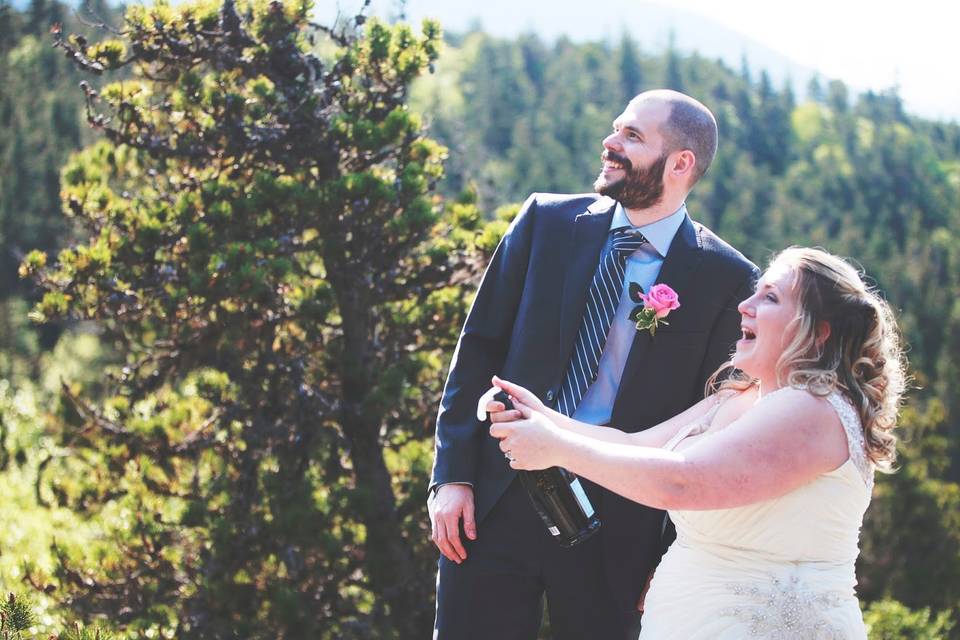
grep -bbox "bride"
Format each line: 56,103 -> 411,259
484,247 -> 907,639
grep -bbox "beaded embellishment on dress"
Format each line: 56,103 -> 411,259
719,574 -> 846,639
824,392 -> 874,491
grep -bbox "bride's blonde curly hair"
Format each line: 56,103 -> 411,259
710,247 -> 908,470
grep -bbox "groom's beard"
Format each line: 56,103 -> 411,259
594,151 -> 668,210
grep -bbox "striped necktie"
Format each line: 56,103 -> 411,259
556,228 -> 648,416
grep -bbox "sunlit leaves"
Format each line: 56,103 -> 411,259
86,39 -> 127,68
20,0 -> 476,635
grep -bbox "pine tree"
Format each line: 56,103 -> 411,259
21,1 -> 493,636
618,31 -> 643,103
663,31 -> 684,91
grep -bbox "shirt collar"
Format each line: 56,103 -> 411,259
609,202 -> 688,258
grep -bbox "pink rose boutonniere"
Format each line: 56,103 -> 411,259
629,282 -> 680,336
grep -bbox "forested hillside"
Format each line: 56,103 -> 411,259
0,1 -> 957,637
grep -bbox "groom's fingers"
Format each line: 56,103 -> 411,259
435,514 -> 462,563
430,512 -> 446,558
446,512 -> 468,562
462,501 -> 477,541
488,409 -> 523,423
435,521 -> 456,562
430,488 -> 473,563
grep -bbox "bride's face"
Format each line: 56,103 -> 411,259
733,263 -> 801,386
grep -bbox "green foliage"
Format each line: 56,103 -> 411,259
864,598 -> 956,639
0,594 -> 115,639
0,326 -> 119,635
0,592 -> 36,634
0,0 -> 116,302
17,1 -> 498,637
58,623 -> 117,640
2,5 -> 959,637
858,401 -> 960,618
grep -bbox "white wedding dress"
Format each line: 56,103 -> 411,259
639,388 -> 873,639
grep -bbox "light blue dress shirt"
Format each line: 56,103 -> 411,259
572,203 -> 688,426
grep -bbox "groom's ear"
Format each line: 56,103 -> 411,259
668,149 -> 697,185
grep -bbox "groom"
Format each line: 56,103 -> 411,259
429,90 -> 758,638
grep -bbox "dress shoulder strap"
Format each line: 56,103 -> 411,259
824,391 -> 875,491
662,393 -> 727,452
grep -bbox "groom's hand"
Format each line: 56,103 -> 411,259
428,484 -> 477,564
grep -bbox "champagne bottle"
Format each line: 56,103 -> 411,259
494,391 -> 601,547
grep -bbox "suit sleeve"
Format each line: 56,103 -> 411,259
429,194 -> 538,492
694,265 -> 760,395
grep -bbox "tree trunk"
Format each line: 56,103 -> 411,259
338,285 -> 433,637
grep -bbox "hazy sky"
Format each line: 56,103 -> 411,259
321,0 -> 959,122
674,0 -> 959,122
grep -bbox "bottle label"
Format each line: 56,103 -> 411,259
548,526 -> 560,536
569,478 -> 594,517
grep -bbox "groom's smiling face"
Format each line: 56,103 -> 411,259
594,99 -> 671,210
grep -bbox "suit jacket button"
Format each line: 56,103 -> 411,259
546,390 -> 555,402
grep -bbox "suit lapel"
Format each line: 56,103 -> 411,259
615,214 -> 703,401
558,198 -> 616,362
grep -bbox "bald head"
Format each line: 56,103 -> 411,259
631,90 -> 718,185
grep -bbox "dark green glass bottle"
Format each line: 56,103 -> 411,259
494,391 -> 601,547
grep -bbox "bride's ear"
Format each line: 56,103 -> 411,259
815,320 -> 831,349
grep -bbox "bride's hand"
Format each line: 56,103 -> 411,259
488,404 -> 565,471
477,376 -> 549,424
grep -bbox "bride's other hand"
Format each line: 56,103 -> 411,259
488,406 -> 565,471
491,376 -> 548,414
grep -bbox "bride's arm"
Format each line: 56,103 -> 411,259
487,377 -> 752,448
491,387 -> 850,511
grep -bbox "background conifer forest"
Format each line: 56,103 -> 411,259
0,0 -> 958,637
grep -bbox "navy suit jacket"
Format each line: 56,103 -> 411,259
431,192 -> 758,614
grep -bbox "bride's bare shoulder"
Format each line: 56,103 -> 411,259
753,386 -> 843,437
